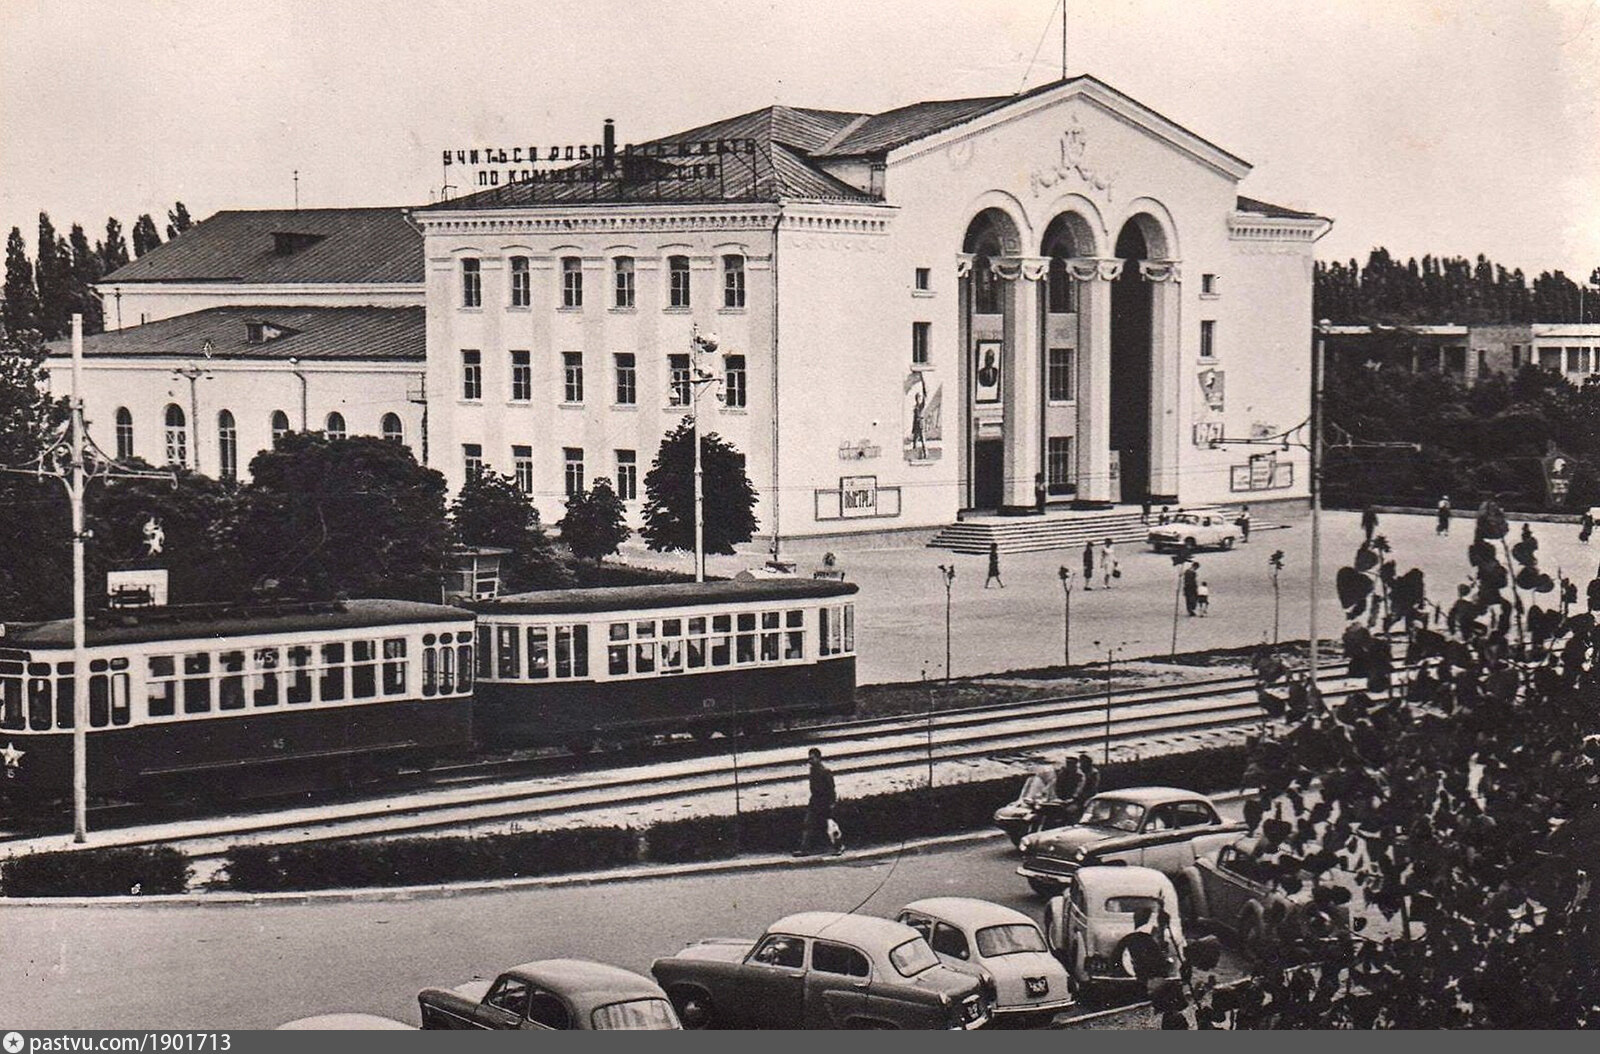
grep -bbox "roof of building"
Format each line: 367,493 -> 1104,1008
100,207 -> 423,285
44,306 -> 425,363
1235,195 -> 1323,221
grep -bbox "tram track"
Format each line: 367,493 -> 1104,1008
4,664 -> 1363,864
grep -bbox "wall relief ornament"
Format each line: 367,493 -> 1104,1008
1138,260 -> 1182,283
1030,114 -> 1115,201
1064,257 -> 1124,282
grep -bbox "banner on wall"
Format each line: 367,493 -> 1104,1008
1197,367 -> 1225,412
974,341 -> 1002,404
903,371 -> 944,462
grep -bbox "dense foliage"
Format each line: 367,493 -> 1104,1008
558,476 -> 631,561
448,470 -> 574,591
0,846 -> 190,897
1316,248 -> 1599,325
640,416 -> 759,555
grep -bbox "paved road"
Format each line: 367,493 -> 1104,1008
0,835 -> 1230,1030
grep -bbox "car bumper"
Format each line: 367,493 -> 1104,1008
1017,863 -> 1079,881
993,996 -> 1075,1018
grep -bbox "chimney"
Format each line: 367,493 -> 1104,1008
603,118 -> 616,173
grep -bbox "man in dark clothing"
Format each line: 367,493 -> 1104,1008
1041,756 -> 1086,829
1361,506 -> 1379,542
1141,498 -> 1152,525
1082,540 -> 1096,591
1077,754 -> 1100,803
1437,496 -> 1451,535
797,748 -> 839,856
1034,473 -> 1048,514
1182,561 -> 1201,616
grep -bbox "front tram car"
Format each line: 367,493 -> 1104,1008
469,579 -> 858,751
0,599 -> 475,807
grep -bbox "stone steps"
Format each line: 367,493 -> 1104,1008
928,506 -> 1226,554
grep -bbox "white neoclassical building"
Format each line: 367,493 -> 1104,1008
416,75 -> 1328,546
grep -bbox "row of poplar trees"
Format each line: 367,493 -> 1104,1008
1315,247 -> 1600,326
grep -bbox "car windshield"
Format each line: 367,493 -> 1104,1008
1172,514 -> 1200,524
591,999 -> 680,1030
975,923 -> 1047,957
1105,895 -> 1163,923
1081,798 -> 1145,832
889,937 -> 940,977
1018,772 -> 1053,801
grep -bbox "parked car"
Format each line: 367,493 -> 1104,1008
895,897 -> 1074,1027
993,768 -> 1080,847
1193,836 -> 1352,950
1148,513 -> 1238,552
1016,787 -> 1245,899
418,959 -> 681,1031
276,1014 -> 415,1030
1041,865 -> 1186,998
651,911 -> 994,1030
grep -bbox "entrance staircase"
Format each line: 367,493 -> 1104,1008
927,506 -> 1226,555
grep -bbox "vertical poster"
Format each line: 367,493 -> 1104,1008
903,371 -> 943,461
974,340 -> 1002,403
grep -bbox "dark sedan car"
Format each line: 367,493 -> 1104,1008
419,958 -> 680,1031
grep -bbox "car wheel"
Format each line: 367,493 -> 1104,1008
1222,536 -> 1235,550
1028,876 -> 1063,897
669,987 -> 714,1030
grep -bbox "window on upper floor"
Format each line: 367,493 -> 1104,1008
723,254 -> 745,309
562,351 -> 584,403
512,445 -> 534,494
914,267 -> 931,292
463,443 -> 484,479
461,258 -> 482,308
614,257 -> 635,309
1200,321 -> 1217,360
270,410 -> 290,444
510,350 -> 532,402
615,449 -> 637,501
510,256 -> 531,307
1048,347 -> 1075,401
164,404 -> 188,468
1201,273 -> 1219,296
614,353 -> 636,405
217,410 -> 237,481
668,353 -> 692,406
912,322 -> 931,366
381,412 -> 404,444
114,407 -> 134,460
324,411 -> 346,440
724,355 -> 747,409
461,349 -> 483,400
668,255 -> 691,308
561,256 -> 583,309
563,447 -> 584,497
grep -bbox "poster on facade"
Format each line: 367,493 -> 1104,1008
903,371 -> 943,461
1197,367 -> 1225,412
974,340 -> 1002,404
840,476 -> 879,517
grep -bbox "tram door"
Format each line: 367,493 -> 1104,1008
973,439 -> 1003,510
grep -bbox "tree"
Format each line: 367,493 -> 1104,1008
559,476 -> 631,561
1171,513 -> 1600,1028
66,224 -> 104,334
131,214 -> 161,259
97,216 -> 130,276
3,227 -> 41,336
233,433 -> 448,602
34,212 -> 69,338
85,469 -> 246,607
641,416 -> 759,554
0,326 -> 69,618
448,470 -> 573,591
165,202 -> 194,241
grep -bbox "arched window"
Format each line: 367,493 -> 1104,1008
380,412 -> 404,443
270,410 -> 290,444
217,410 -> 237,481
163,404 -> 188,467
114,407 -> 134,460
325,411 -> 346,439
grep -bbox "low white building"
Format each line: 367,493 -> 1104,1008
415,74 -> 1328,544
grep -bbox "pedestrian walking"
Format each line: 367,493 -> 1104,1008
1581,509 -> 1594,544
1034,472 -> 1048,515
1437,495 -> 1452,535
1082,540 -> 1096,590
1236,504 -> 1252,543
1196,580 -> 1211,616
985,541 -> 1004,589
1158,505 -> 1170,525
1102,537 -> 1119,588
1077,754 -> 1100,804
796,748 -> 840,856
1182,560 -> 1201,616
1361,506 -> 1379,542
1141,497 -> 1152,525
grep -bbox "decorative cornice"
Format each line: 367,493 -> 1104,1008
1065,257 -> 1124,282
414,202 -> 892,239
989,255 -> 1051,281
1227,213 -> 1327,243
1138,259 -> 1182,283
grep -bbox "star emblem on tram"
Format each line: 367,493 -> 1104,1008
0,740 -> 23,770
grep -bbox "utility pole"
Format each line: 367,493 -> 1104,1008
688,326 -> 722,583
1093,639 -> 1129,765
172,350 -> 212,472
288,357 -> 309,431
1057,566 -> 1073,666
3,315 -> 173,841
937,564 -> 956,681
1309,320 -> 1326,695
1061,0 -> 1068,80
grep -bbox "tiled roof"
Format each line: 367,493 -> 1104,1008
45,306 -> 424,362
1236,196 -> 1324,220
101,207 -> 423,285
813,96 -> 1008,156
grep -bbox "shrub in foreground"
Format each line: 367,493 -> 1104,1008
0,845 -> 190,897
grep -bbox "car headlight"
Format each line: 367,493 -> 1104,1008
1019,834 -> 1036,853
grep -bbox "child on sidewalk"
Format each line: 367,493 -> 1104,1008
1196,580 -> 1211,616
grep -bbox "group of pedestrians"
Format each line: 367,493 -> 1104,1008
1033,753 -> 1100,829
1181,559 -> 1210,616
1079,538 -> 1120,590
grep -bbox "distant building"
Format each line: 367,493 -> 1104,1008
1325,322 -> 1600,386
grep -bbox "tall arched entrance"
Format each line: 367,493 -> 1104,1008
960,209 -> 1023,511
1109,221 -> 1153,504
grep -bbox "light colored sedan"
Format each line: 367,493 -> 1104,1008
1147,512 -> 1238,552
896,897 -> 1073,1027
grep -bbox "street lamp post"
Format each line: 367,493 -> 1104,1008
1093,640 -> 1128,765
937,564 -> 956,682
171,352 -> 212,472
1057,566 -> 1073,667
1309,320 -> 1328,696
688,326 -> 721,583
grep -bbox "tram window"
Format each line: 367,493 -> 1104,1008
552,624 -> 587,679
711,630 -> 731,667
662,618 -> 682,637
147,655 -> 177,717
555,627 -> 574,678
28,664 -> 52,730
320,643 -> 346,702
90,667 -> 110,727
686,617 -> 707,669
496,625 -> 520,679
785,628 -> 805,660
55,662 -> 75,729
688,616 -> 706,634
422,646 -> 437,696
382,638 -> 407,694
735,613 -> 757,664
761,611 -> 781,662
635,620 -> 656,675
252,648 -> 281,707
527,628 -> 550,679
659,638 -> 684,673
475,626 -> 491,680
844,605 -> 855,652
1,668 -> 22,730
821,608 -> 838,656
285,646 -> 313,704
457,639 -> 473,691
438,645 -> 455,694
610,623 -> 630,641
218,651 -> 246,710
183,653 -> 212,713
608,641 -> 630,676
351,640 -> 377,699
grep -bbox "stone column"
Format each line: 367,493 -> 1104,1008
955,252 -> 975,509
1141,259 -> 1183,503
996,255 -> 1049,512
1068,257 -> 1122,506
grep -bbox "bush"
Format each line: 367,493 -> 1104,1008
0,845 -> 190,897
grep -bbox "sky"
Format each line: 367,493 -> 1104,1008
2,0 -> 1598,276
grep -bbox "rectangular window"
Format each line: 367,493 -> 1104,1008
461,349 -> 482,401
1048,435 -> 1074,490
760,610 -> 781,662
723,255 -> 746,308
1477,348 -> 1487,375
1200,320 -> 1217,360
912,322 -> 931,366
615,449 -> 637,501
513,445 -> 534,494
724,355 -> 747,409
710,613 -> 731,667
607,622 -> 631,677
686,616 -> 707,669
554,624 -> 588,678
382,638 -> 407,694
785,609 -> 805,660
510,350 -> 532,401
183,652 -> 211,714
527,627 -> 550,679
669,354 -> 692,406
1511,345 -> 1523,370
320,642 -> 346,702
735,611 -> 757,664
614,256 -> 635,308
669,255 -> 691,308
561,256 -> 583,308
1568,347 -> 1584,373
614,352 -> 636,405
1048,347 -> 1075,401
351,640 -> 377,698
218,650 -> 246,711
564,447 -> 584,497
496,624 -> 521,678
461,258 -> 482,308
1047,257 -> 1076,313
510,256 -> 530,307
1540,346 -> 1561,370
463,443 -> 484,479
563,351 -> 584,403
251,648 -> 280,707
914,267 -> 931,291
1201,273 -> 1218,296
634,620 -> 656,675
285,646 -> 313,704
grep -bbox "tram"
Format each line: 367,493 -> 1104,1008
0,599 -> 477,804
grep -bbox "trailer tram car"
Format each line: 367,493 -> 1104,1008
0,600 -> 476,807
469,579 -> 858,750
